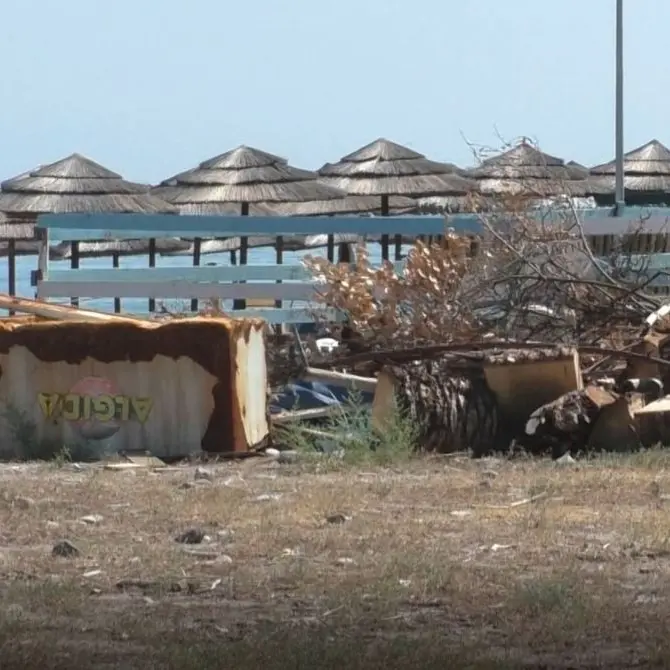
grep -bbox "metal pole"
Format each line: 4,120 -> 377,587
615,0 -> 625,214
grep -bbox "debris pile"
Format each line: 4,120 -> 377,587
271,202 -> 670,459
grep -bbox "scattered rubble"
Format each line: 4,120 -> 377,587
254,493 -> 282,502
52,540 -> 80,558
194,467 -> 214,482
267,215 -> 670,460
326,513 -> 350,524
280,340 -> 670,459
174,528 -> 206,545
80,514 -> 104,525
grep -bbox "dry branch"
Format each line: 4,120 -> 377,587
286,138 -> 670,458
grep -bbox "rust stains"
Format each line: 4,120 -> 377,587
0,317 -> 265,453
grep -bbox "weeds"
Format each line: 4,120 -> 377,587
276,389 -> 419,466
0,402 -> 98,463
590,446 -> 670,470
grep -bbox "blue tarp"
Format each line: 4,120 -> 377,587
270,380 -> 374,414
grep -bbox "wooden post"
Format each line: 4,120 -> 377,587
36,227 -> 49,299
148,238 -> 156,313
70,241 -> 79,307
394,234 -> 402,261
371,368 -> 399,434
380,194 -> 390,261
7,240 -> 15,315
191,237 -> 201,312
275,236 -> 284,307
273,236 -> 284,335
112,251 -> 121,313
233,202 -> 249,311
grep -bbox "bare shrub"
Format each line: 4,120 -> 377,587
304,137 -> 665,352
305,235 -> 481,349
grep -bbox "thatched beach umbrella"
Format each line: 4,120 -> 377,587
152,145 -> 344,215
565,160 -> 591,178
274,194 -> 417,217
0,153 -> 176,221
589,139 -> 670,206
155,168 -> 278,216
316,138 -> 476,259
317,138 -> 476,215
0,153 -> 177,253
468,141 -> 607,197
0,153 -> 177,309
153,145 -> 347,310
0,212 -> 36,301
0,212 -> 34,241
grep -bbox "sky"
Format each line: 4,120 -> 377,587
0,0 -> 666,184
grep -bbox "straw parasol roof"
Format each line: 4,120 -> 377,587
152,145 -> 345,213
0,211 -> 34,240
589,140 -> 670,203
468,141 -> 607,197
0,238 -> 191,259
0,153 -> 176,243
274,194 -> 418,217
0,153 -> 176,215
317,138 -> 476,207
155,168 -> 279,215
565,160 -> 591,178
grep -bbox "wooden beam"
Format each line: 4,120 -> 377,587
35,207 -> 670,241
36,214 -> 457,239
0,294 -> 145,322
271,406 -> 343,424
42,261 -> 406,284
371,368 -> 399,433
37,280 -> 326,301
299,368 -> 378,393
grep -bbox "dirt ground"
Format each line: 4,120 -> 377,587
1,452 -> 670,669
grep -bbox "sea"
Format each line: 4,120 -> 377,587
2,243 -> 393,315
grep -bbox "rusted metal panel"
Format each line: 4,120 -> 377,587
0,317 -> 268,460
234,325 -> 269,448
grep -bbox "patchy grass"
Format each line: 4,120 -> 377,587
275,391 -> 420,468
1,453 -> 670,667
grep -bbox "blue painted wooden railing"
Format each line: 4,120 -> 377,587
33,206 -> 670,239
33,208 -> 670,323
34,214 -> 441,323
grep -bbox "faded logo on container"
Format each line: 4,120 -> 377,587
38,376 -> 153,441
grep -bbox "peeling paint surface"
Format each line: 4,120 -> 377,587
235,326 -> 269,448
0,349 -> 217,459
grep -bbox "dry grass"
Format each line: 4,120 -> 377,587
2,452 -> 670,668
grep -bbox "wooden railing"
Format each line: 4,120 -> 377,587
32,208 -> 670,322
33,214 -> 436,323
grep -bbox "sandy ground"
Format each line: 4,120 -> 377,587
1,452 -> 670,668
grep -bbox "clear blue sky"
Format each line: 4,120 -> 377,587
0,0 -> 665,184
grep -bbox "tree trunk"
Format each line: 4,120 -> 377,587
383,359 -> 505,456
521,386 -> 618,458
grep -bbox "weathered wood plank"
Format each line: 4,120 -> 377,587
36,214 -> 458,239
37,280 -> 325,301
43,260 -> 407,284
121,308 -> 345,324
35,207 -> 670,240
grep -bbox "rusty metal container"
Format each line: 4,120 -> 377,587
0,316 -> 268,460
